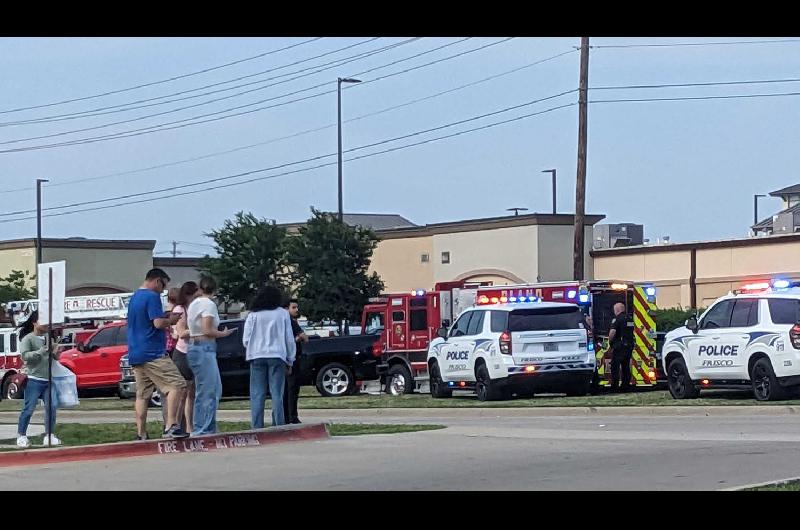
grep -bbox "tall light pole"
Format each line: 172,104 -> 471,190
754,194 -> 766,226
542,169 -> 556,214
36,178 -> 49,265
337,77 -> 361,222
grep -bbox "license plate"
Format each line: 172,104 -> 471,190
543,343 -> 558,352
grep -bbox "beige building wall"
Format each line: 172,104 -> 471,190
370,236 -> 433,293
432,225 -> 538,286
42,247 -> 153,295
537,225 -> 594,281
0,247 -> 37,287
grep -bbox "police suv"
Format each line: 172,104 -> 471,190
662,280 -> 800,401
426,301 -> 594,401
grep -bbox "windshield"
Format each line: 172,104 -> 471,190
364,312 -> 385,334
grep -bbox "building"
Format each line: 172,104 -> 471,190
753,183 -> 800,235
592,232 -> 800,309
0,238 -> 156,296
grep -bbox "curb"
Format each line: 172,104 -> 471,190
0,422 -> 329,468
291,406 -> 800,417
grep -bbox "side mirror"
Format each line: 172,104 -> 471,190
686,316 -> 699,334
76,341 -> 85,352
436,327 -> 448,339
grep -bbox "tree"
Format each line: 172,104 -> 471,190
0,270 -> 35,305
200,212 -> 290,307
287,208 -> 384,328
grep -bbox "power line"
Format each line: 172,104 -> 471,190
2,47 -> 575,194
0,37 -> 383,127
590,90 -> 800,104
591,39 -> 800,49
0,95 -> 577,222
0,101 -> 575,224
0,37 -> 324,115
593,77 -> 800,90
0,37 -> 425,146
0,37 -> 512,155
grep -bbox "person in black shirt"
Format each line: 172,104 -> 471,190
608,303 -> 634,392
283,298 -> 308,424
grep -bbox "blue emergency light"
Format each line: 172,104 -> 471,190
578,294 -> 590,304
772,279 -> 791,290
645,286 -> 656,297
567,290 -> 577,299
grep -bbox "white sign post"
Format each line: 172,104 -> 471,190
36,261 -> 65,442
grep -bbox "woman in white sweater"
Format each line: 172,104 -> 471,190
242,285 -> 296,428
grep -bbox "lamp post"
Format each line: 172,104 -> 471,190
754,194 -> 766,226
337,77 -> 361,222
542,169 -> 556,214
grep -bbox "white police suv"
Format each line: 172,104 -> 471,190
426,301 -> 594,401
663,280 -> 800,401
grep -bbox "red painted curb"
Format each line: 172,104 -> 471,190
0,423 -> 330,468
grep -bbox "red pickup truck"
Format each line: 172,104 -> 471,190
59,321 -> 129,391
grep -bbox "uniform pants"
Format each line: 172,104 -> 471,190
610,346 -> 633,391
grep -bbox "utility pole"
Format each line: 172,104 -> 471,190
36,178 -> 49,265
172,241 -> 178,258
573,37 -> 589,281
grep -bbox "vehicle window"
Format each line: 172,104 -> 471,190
451,312 -> 473,337
0,335 -> 4,352
490,311 -> 508,332
508,307 -> 584,332
701,300 -> 734,329
10,334 -> 17,353
730,299 -> 758,328
392,311 -> 405,322
89,327 -> 117,348
410,309 -> 427,331
364,312 -> 385,335
768,298 -> 800,324
116,325 -> 128,345
466,311 -> 485,335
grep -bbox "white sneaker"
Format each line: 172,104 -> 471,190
16,435 -> 30,448
42,434 -> 62,447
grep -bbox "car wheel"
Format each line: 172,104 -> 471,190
667,357 -> 700,399
751,358 -> 787,402
385,364 -> 414,396
149,390 -> 163,408
2,377 -> 22,400
475,363 -> 504,401
429,362 -> 452,399
316,363 -> 354,397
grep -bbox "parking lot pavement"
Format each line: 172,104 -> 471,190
2,412 -> 800,490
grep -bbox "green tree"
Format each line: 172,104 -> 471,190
652,307 -> 704,333
287,208 -> 384,328
0,270 -> 35,305
200,212 -> 290,306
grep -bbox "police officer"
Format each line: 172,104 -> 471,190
282,298 -> 308,424
608,303 -> 634,392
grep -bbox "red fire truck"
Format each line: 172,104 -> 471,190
367,279 -> 657,395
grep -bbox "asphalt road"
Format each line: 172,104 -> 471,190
3,409 -> 800,490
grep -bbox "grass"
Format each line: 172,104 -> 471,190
0,387 -> 797,413
747,481 -> 800,491
0,421 -> 444,448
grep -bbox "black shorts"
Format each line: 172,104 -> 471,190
170,349 -> 195,381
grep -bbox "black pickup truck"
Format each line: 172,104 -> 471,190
120,319 -> 382,399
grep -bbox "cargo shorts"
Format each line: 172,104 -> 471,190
133,356 -> 187,400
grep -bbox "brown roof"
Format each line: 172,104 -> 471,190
590,232 -> 800,257
0,238 -> 155,251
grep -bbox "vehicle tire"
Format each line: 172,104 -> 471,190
385,364 -> 414,396
2,376 -> 23,400
667,357 -> 700,399
475,363 -> 504,402
149,390 -> 162,408
564,377 -> 592,397
316,363 -> 355,398
429,362 -> 452,399
751,358 -> 787,402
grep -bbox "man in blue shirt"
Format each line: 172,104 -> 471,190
128,268 -> 189,439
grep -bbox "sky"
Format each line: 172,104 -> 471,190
0,36 -> 798,257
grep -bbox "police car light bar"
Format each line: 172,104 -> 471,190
610,283 -> 628,291
410,289 -> 426,297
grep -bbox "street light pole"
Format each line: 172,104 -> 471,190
754,194 -> 766,226
337,77 -> 361,223
36,178 -> 49,265
542,169 -> 556,214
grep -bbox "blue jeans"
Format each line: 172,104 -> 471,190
250,358 -> 286,428
187,342 -> 221,436
18,378 -> 56,436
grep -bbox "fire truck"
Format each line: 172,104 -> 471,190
0,291 -> 166,399
369,280 -> 657,395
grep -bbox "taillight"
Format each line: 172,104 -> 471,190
790,324 -> 800,350
499,331 -> 512,355
372,340 -> 383,358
